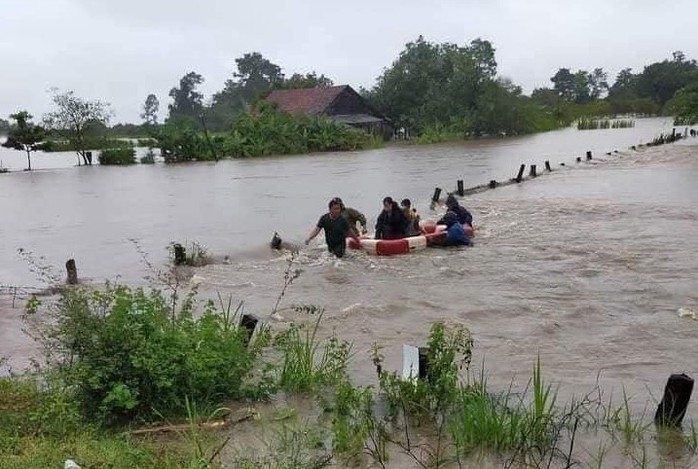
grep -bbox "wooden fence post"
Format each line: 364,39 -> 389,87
66,259 -> 78,285
515,164 -> 526,183
432,187 -> 442,203
655,373 -> 694,427
529,164 -> 537,178
457,180 -> 464,196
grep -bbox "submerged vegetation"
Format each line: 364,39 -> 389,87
577,118 -> 636,130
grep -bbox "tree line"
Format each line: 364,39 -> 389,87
532,50 -> 698,123
3,39 -> 698,169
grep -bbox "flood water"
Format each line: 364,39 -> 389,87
2,119 -> 698,464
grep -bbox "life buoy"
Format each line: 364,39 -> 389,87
347,225 -> 448,256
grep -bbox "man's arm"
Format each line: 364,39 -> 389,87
305,226 -> 322,245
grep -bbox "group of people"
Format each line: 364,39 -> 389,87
305,194 -> 473,258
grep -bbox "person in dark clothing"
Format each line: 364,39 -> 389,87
438,194 -> 474,237
375,197 -> 410,240
443,194 -> 473,226
305,199 -> 360,257
433,211 -> 470,246
332,197 -> 368,234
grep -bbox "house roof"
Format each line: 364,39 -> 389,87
265,85 -> 349,115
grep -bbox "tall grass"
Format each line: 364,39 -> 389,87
275,310 -> 353,393
577,118 -> 635,130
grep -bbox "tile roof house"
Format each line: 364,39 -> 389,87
265,85 -> 388,135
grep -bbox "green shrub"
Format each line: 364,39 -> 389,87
99,148 -> 137,165
38,284 -> 271,424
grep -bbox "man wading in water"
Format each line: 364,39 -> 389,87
305,198 -> 361,258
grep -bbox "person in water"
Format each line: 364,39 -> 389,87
434,211 -> 470,246
305,198 -> 360,258
401,198 -> 421,236
439,194 -> 474,237
375,197 -> 410,240
333,197 -> 368,234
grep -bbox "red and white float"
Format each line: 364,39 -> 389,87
347,223 -> 447,256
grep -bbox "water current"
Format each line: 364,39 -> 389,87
2,119 -> 698,453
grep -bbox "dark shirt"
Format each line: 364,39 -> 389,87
317,213 -> 351,248
375,208 -> 410,240
440,205 -> 473,227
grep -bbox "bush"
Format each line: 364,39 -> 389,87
140,149 -> 156,164
99,148 -> 136,165
37,284 -> 271,423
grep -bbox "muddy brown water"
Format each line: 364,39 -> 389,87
2,119 -> 698,466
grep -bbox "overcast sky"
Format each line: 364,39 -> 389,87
2,0 -> 696,123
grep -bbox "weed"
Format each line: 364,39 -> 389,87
274,309 -> 352,394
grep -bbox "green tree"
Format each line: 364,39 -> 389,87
0,118 -> 10,134
666,71 -> 698,124
43,89 -> 113,165
277,72 -> 334,89
589,68 -> 609,99
608,68 -> 638,98
168,72 -> 204,122
572,70 -> 592,104
551,68 -> 575,101
209,53 -> 286,130
140,94 -> 159,126
635,51 -> 698,105
370,36 -> 500,133
1,111 -> 46,171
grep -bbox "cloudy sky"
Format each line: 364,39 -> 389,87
1,0 -> 696,123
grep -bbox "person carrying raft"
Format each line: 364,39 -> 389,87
433,211 -> 470,247
439,194 -> 474,237
333,197 -> 368,234
305,198 -> 361,258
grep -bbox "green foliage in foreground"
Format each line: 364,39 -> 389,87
30,284 -> 271,424
0,374 -> 222,468
99,147 -> 136,165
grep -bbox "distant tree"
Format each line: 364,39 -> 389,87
370,36 -> 500,131
665,71 -> 698,123
531,88 -> 561,107
1,111 -> 46,171
277,72 -> 334,89
0,118 -> 10,134
635,52 -> 698,105
43,89 -> 113,165
141,94 -> 160,125
572,70 -> 592,104
168,72 -> 204,122
234,52 -> 285,101
551,68 -> 575,100
589,68 -> 609,99
209,53 -> 286,130
608,68 -> 638,98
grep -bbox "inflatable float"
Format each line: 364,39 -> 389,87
346,223 -> 447,256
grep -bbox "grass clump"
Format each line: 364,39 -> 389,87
577,118 -> 635,130
274,308 -> 352,394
